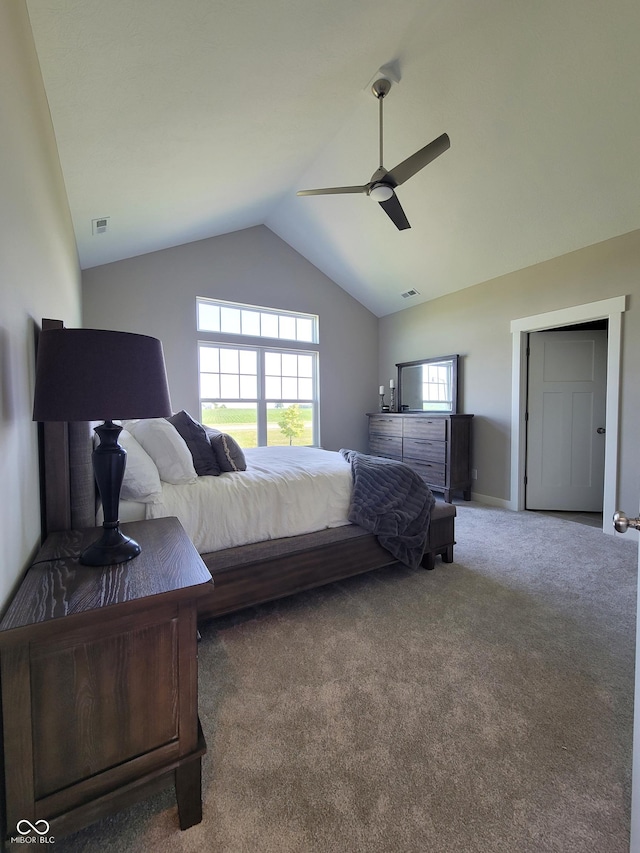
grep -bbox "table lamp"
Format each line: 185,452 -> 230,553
33,327 -> 172,566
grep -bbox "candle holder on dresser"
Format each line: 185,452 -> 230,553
390,387 -> 396,413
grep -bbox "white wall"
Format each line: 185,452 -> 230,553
379,228 -> 640,513
0,0 -> 81,609
82,225 -> 379,453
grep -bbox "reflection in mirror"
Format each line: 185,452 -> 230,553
397,355 -> 458,413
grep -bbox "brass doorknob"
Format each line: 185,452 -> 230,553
613,511 -> 640,533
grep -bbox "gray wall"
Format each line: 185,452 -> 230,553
379,228 -> 640,515
82,225 -> 379,453
0,1 -> 81,609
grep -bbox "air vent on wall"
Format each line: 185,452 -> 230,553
401,289 -> 420,299
92,217 -> 110,235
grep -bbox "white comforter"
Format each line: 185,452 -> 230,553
145,445 -> 352,553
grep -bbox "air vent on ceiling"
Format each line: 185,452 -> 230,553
92,217 -> 110,235
401,289 -> 420,299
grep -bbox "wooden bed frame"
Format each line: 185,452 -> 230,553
40,320 -> 456,622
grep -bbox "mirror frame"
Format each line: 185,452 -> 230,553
396,354 -> 459,414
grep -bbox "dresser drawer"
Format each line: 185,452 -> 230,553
409,459 -> 447,486
368,415 -> 403,437
369,434 -> 403,459
403,437 -> 446,463
403,418 -> 447,440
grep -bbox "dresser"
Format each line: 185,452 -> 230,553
368,413 -> 474,502
0,517 -> 213,844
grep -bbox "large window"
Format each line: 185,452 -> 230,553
197,298 -> 319,447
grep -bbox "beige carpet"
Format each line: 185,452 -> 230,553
50,503 -> 637,852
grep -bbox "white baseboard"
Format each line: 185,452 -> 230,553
467,492 -> 512,510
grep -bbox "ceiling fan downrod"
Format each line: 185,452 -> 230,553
372,78 -> 391,169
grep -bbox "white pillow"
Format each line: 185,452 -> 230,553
125,418 -> 197,485
119,429 -> 162,503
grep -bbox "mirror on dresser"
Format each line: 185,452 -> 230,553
396,354 -> 459,414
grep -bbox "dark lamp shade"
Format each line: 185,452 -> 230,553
33,328 -> 172,422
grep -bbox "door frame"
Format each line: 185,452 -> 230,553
509,295 -> 626,532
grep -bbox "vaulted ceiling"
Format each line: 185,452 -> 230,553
26,0 -> 640,316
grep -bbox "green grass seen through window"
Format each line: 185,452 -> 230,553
201,406 -> 313,448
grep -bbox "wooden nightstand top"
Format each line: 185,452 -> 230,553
0,517 -> 213,637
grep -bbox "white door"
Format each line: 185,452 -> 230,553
526,329 -> 607,511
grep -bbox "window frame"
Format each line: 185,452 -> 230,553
197,298 -> 320,447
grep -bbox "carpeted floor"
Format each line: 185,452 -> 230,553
49,504 -> 637,852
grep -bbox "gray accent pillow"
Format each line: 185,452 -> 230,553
210,432 -> 247,472
166,410 -> 221,476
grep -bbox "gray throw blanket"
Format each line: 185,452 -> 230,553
340,449 -> 435,570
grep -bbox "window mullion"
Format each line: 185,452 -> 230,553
312,359 -> 319,446
257,350 -> 268,446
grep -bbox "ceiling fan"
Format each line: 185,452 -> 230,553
297,78 -> 450,231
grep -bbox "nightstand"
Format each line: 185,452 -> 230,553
0,517 -> 213,844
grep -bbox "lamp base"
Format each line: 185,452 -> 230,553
80,525 -> 141,567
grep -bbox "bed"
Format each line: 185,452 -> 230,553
39,321 -> 456,622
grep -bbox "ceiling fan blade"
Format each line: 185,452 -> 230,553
379,193 -> 411,231
297,185 -> 367,197
386,133 -> 450,187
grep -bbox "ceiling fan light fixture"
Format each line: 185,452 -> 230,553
369,183 -> 394,202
